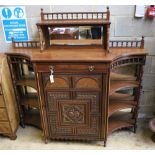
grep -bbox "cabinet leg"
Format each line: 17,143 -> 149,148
10,134 -> 17,140
103,141 -> 106,147
20,121 -> 25,128
43,137 -> 48,144
133,125 -> 137,133
45,138 -> 48,144
151,134 -> 155,142
131,108 -> 134,113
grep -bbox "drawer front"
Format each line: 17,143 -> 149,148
0,95 -> 5,108
0,109 -> 8,121
0,122 -> 11,133
35,63 -> 108,73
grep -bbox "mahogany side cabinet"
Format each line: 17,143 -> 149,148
5,7 -> 147,146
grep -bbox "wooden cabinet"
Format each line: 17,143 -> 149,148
0,54 -> 19,139
5,7 -> 147,146
34,63 -> 109,143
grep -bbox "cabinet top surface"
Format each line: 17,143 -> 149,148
6,45 -> 147,63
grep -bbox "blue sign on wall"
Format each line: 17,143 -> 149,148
0,6 -> 29,43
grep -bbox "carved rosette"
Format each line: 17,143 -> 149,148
62,105 -> 84,124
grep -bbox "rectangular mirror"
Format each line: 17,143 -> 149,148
49,26 -> 102,45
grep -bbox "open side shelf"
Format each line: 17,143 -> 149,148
24,109 -> 41,129
21,97 -> 38,109
110,92 -> 134,101
108,120 -> 134,134
16,79 -> 37,90
109,101 -> 136,117
110,81 -> 139,96
108,112 -> 135,134
110,72 -> 136,81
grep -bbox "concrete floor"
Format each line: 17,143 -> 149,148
0,121 -> 155,150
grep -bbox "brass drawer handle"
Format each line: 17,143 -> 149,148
88,65 -> 95,72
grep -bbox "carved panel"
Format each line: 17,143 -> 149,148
76,116 -> 99,135
45,77 -> 69,89
75,78 -> 99,89
62,104 -> 85,124
47,91 -> 70,112
76,91 -> 100,114
49,112 -> 73,135
43,74 -> 70,89
46,91 -> 100,138
73,75 -> 101,89
58,100 -> 90,126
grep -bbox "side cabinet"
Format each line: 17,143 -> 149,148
34,63 -> 110,144
0,55 -> 19,139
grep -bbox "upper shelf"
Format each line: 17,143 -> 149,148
36,7 -> 110,27
36,7 -> 111,51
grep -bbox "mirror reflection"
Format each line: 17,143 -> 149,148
49,26 -> 102,45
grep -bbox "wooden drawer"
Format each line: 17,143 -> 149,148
0,122 -> 11,133
35,63 -> 109,73
0,108 -> 8,121
0,95 -> 5,108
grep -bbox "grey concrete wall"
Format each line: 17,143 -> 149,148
0,5 -> 155,118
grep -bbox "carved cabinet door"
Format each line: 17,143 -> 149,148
41,72 -> 105,141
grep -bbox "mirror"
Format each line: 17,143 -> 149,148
49,26 -> 102,45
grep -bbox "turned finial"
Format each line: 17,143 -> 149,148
41,8 -> 44,21
107,6 -> 110,20
141,36 -> 144,48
